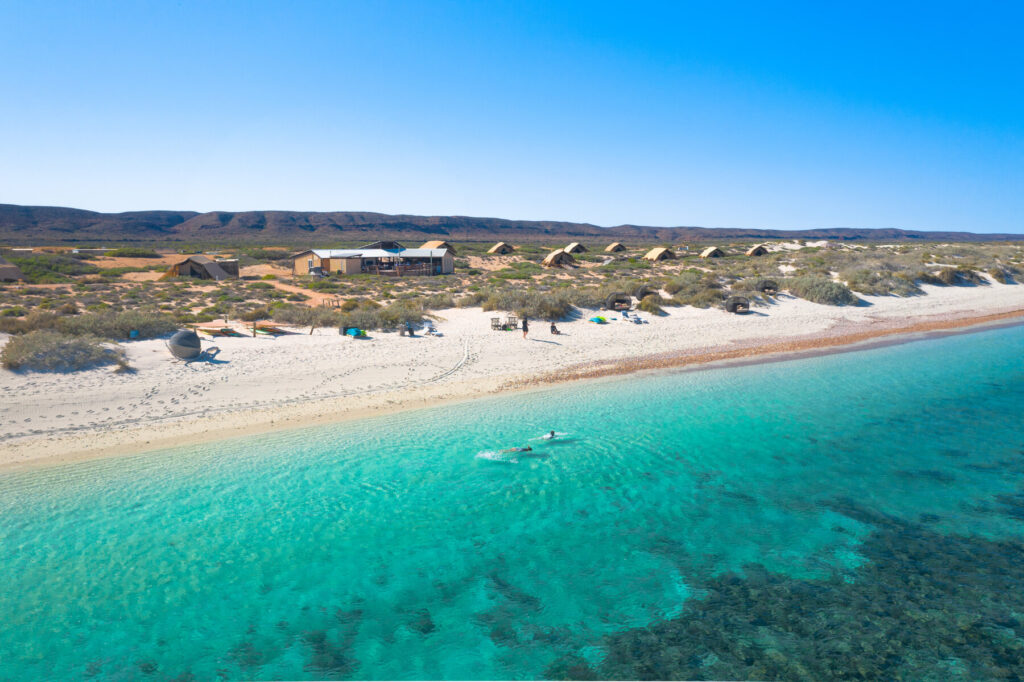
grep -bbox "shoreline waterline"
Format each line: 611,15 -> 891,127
2,305 -> 1023,473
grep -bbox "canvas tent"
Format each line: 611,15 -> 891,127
164,255 -> 238,281
542,249 -> 576,267
421,240 -> 456,255
487,242 -> 515,254
643,247 -> 675,261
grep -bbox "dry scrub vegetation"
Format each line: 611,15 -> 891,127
1,242 -> 1022,350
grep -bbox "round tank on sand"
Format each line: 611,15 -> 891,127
168,329 -> 202,360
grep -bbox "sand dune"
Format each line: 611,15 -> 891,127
2,281 -> 1024,470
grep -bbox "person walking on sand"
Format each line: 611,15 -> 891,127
522,315 -> 529,339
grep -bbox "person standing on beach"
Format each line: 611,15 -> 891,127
522,315 -> 529,339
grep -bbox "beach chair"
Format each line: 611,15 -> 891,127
491,317 -> 502,330
505,315 -> 518,330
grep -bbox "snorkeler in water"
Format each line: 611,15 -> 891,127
541,430 -> 556,440
500,446 -> 533,454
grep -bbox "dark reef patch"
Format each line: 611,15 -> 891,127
547,499 -> 1024,681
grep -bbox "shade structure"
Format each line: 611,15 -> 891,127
604,293 -> 632,311
167,329 -> 202,360
725,296 -> 750,313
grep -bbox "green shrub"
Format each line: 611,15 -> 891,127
672,288 -> 724,308
1,306 -> 28,317
840,268 -> 922,297
988,267 -> 1010,284
58,310 -> 178,340
666,270 -> 725,308
1,331 -> 127,372
915,271 -> 946,286
937,267 -> 984,286
9,254 -> 100,283
638,296 -> 666,315
481,289 -> 574,319
106,247 -> 161,258
785,276 -> 860,306
238,306 -> 272,322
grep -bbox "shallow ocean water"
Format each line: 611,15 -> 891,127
1,324 -> 1023,680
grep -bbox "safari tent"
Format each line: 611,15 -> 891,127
542,249 -> 576,268
0,256 -> 24,282
421,240 -> 457,255
745,244 -> 769,256
700,247 -> 725,258
643,247 -> 675,262
564,242 -> 588,254
164,255 -> 239,281
725,296 -> 750,313
605,242 -> 626,253
604,293 -> 631,311
487,242 -> 515,254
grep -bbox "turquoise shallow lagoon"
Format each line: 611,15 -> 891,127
2,324 -> 1024,680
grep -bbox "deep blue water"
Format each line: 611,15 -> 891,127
1,324 -> 1023,680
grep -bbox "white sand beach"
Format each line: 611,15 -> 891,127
3,281 -> 1024,471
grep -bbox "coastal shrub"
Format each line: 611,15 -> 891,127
9,254 -> 100,283
666,271 -> 725,308
1,330 -> 127,372
672,288 -> 725,308
938,267 -> 985,286
106,247 -> 161,258
59,310 -> 178,340
481,289 -> 574,319
638,296 -> 666,315
0,311 -> 60,335
455,291 -> 487,307
785,276 -> 860,306
914,271 -> 946,286
238,306 -> 272,322
988,267 -> 1012,284
1,306 -> 28,317
840,268 -> 922,297
491,261 -> 543,281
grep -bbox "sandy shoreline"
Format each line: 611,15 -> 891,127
3,281 -> 1024,472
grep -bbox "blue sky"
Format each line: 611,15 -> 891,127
0,1 -> 1021,232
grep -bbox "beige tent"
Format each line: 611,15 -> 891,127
542,249 -> 576,268
605,242 -> 626,253
487,242 -> 515,254
643,247 -> 675,262
745,244 -> 768,256
0,256 -> 23,282
564,242 -> 588,254
420,240 -> 456,255
700,247 -> 724,258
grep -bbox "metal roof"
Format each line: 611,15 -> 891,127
310,248 -> 450,259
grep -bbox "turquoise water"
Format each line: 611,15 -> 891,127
2,325 -> 1024,680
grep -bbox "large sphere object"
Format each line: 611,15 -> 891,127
168,329 -> 202,359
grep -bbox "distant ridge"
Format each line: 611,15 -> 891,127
0,204 -> 1020,245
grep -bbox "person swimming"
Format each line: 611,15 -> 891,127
541,430 -> 556,440
499,446 -> 532,454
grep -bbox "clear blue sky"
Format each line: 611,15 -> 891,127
1,1 -> 1021,232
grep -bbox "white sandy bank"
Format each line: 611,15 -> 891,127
2,282 -> 1024,470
